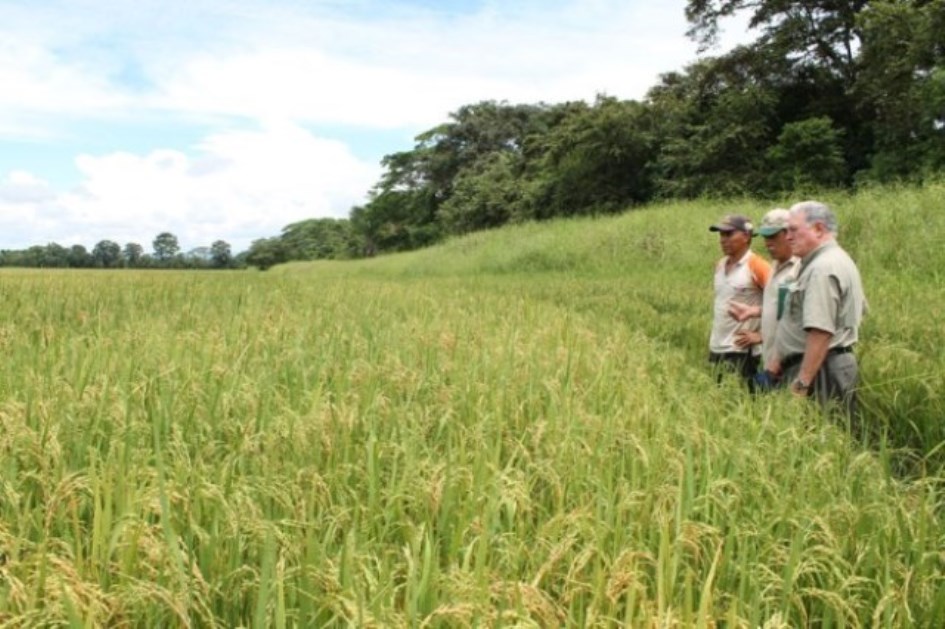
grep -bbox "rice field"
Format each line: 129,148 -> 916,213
1,183 -> 944,626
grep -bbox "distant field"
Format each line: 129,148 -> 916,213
1,183 -> 944,626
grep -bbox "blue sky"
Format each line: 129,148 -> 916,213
0,0 -> 749,253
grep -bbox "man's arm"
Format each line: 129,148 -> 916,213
728,301 -> 761,321
792,328 -> 832,395
734,330 -> 762,348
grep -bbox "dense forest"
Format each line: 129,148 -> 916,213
269,0 -> 944,264
3,0 -> 943,270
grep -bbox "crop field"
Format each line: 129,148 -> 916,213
1,184 -> 944,626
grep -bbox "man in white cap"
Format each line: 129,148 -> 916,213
728,208 -> 800,388
708,214 -> 771,387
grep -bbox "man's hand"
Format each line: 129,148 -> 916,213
765,358 -> 782,378
734,330 -> 761,349
790,378 -> 811,398
728,301 -> 761,322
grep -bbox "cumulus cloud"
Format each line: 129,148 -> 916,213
3,0 -> 710,132
0,171 -> 57,204
2,123 -> 379,251
146,2 -> 702,130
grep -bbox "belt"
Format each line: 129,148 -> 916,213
781,346 -> 853,371
710,351 -> 750,360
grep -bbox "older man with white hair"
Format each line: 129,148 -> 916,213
767,200 -> 866,416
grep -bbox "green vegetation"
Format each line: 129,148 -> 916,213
1,184 -> 943,626
338,0 -> 945,259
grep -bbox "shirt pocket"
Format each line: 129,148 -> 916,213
786,281 -> 804,320
731,282 -> 760,305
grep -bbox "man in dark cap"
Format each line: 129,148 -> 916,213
708,214 -> 771,386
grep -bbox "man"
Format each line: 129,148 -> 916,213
708,214 -> 771,386
728,208 -> 800,387
767,200 -> 866,416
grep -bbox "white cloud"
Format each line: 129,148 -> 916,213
0,38 -> 131,127
1,123 -> 379,251
146,2 -> 703,130
3,1 -> 711,132
0,170 -> 57,204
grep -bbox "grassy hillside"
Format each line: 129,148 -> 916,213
286,183 -> 945,466
1,184 -> 943,626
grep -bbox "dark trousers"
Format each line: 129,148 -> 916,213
709,351 -> 759,391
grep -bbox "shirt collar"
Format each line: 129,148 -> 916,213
799,240 -> 837,274
774,256 -> 799,274
730,249 -> 752,266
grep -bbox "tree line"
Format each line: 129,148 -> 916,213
5,1 -> 943,270
0,232 -> 238,269
247,0 -> 943,266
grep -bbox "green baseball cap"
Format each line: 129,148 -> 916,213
758,208 -> 790,237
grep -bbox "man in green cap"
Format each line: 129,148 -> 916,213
728,208 -> 800,388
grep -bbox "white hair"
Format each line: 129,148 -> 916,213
790,200 -> 838,235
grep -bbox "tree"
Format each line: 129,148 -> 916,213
185,247 -> 212,268
68,244 -> 92,268
437,151 -> 525,234
244,238 -> 287,271
152,232 -> 180,264
123,242 -> 144,267
353,101 -> 567,254
685,0 -> 868,85
350,189 -> 440,254
20,246 -> 46,267
398,100 -> 557,203
856,0 -> 945,181
682,1 -> 880,178
280,219 -> 357,261
92,240 -> 122,268
766,116 -> 847,190
42,243 -> 70,267
647,55 -> 778,198
210,240 -> 233,268
535,96 -> 656,216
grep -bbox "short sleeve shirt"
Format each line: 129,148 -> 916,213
760,257 -> 799,363
774,242 -> 865,359
710,250 -> 771,354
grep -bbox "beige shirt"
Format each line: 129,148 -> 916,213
760,256 -> 799,363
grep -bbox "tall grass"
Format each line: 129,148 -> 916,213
297,182 -> 945,469
0,183 -> 943,626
